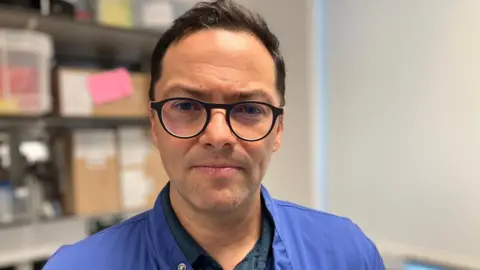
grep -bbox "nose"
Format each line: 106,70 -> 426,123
199,109 -> 237,149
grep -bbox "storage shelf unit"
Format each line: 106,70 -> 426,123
0,116 -> 150,131
0,5 -> 163,63
0,6 -> 161,269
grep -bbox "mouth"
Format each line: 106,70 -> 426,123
192,164 -> 243,177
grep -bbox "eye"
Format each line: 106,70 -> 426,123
234,104 -> 264,115
231,104 -> 270,123
172,100 -> 202,111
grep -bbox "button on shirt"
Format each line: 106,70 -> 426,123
161,184 -> 274,270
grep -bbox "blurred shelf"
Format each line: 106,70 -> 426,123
0,209 -> 146,268
0,5 -> 164,63
46,116 -> 150,129
0,115 -> 149,130
0,217 -> 86,268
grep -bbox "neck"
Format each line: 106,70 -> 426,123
170,187 -> 262,269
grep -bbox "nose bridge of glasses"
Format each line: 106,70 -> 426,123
204,102 -> 232,112
207,108 -> 230,128
204,102 -> 234,118
203,103 -> 234,135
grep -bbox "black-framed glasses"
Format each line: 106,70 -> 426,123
150,97 -> 284,142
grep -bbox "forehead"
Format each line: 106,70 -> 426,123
156,29 -> 278,103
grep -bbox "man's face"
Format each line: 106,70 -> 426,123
151,29 -> 283,213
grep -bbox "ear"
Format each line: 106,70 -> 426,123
272,115 -> 284,152
150,109 -> 160,149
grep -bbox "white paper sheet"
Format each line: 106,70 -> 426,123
118,128 -> 150,166
73,130 -> 116,166
141,1 -> 174,27
59,70 -> 93,116
120,169 -> 150,209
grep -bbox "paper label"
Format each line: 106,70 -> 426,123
59,70 -> 93,116
118,128 -> 150,166
73,130 -> 116,164
141,1 -> 174,27
120,169 -> 150,209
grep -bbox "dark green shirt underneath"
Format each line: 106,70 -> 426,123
161,184 -> 274,270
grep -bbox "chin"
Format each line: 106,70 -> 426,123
196,186 -> 249,212
181,172 -> 259,212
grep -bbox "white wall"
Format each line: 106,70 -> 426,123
325,0 -> 480,267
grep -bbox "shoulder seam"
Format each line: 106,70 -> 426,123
96,211 -> 149,235
274,200 -> 350,221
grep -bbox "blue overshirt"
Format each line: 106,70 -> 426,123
43,185 -> 385,270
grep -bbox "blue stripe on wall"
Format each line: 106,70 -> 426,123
313,0 -> 328,211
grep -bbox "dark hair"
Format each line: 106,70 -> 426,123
148,0 -> 286,106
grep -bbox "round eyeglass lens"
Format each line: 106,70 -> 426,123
161,99 -> 207,138
229,102 -> 274,140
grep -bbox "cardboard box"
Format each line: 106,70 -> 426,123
63,130 -> 121,215
117,128 -> 169,211
56,67 -> 149,118
144,145 -> 169,207
60,127 -> 167,215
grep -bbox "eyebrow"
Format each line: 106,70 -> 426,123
162,84 -> 275,103
234,89 -> 275,103
163,86 -> 208,100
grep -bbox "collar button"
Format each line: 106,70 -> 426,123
178,263 -> 187,270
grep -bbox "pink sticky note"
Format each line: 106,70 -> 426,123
87,68 -> 133,105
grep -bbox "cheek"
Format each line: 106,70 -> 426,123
155,128 -> 193,179
241,137 -> 276,177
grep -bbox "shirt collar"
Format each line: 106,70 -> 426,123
151,182 -> 275,268
160,183 -> 206,264
147,184 -> 189,269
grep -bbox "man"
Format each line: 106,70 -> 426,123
44,0 -> 385,269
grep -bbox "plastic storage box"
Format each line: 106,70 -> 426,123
0,29 -> 53,115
